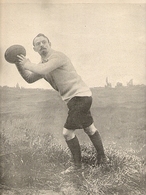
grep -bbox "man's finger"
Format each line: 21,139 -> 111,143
20,54 -> 25,57
17,55 -> 24,59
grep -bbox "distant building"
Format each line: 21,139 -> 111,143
127,79 -> 133,87
105,77 -> 112,88
16,83 -> 20,89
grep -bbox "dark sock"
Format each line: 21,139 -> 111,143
66,136 -> 81,168
88,131 -> 105,164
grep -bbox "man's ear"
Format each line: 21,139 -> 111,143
33,47 -> 37,52
49,42 -> 51,47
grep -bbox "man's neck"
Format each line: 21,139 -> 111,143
41,49 -> 54,62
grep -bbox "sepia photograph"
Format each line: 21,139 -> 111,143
0,0 -> 146,194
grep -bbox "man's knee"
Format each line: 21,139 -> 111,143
84,123 -> 97,136
63,128 -> 75,141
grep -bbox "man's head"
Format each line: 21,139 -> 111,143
33,33 -> 51,56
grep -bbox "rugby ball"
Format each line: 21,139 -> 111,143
4,45 -> 26,64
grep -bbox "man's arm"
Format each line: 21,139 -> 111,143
15,63 -> 42,83
17,55 -> 62,75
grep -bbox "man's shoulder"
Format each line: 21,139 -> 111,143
49,50 -> 70,65
51,50 -> 68,59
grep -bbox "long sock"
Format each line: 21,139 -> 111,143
88,131 -> 105,164
66,136 -> 81,168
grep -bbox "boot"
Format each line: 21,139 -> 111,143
89,131 -> 106,165
64,136 -> 82,173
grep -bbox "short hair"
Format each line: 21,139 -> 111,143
33,33 -> 50,46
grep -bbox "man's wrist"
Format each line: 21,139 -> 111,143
25,62 -> 36,71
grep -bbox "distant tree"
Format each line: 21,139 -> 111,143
3,85 -> 9,89
116,82 -> 123,88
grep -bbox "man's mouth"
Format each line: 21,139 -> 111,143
40,47 -> 46,51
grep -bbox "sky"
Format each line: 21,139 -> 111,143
0,1 -> 146,89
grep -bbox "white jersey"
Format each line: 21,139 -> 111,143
42,51 -> 91,102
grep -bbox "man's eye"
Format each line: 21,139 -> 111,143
36,42 -> 40,46
42,40 -> 46,44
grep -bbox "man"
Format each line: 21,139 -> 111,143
16,33 -> 106,173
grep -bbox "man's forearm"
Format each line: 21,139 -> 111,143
15,63 -> 42,83
23,58 -> 61,75
17,54 -> 61,75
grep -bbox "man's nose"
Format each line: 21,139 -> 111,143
40,41 -> 43,46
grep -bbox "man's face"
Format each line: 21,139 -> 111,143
33,36 -> 51,56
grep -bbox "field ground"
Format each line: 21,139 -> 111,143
0,86 -> 146,195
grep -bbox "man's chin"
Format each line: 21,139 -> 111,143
40,50 -> 47,55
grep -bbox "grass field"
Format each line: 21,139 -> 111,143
0,86 -> 146,195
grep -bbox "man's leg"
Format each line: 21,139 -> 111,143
84,123 -> 106,165
63,128 -> 81,169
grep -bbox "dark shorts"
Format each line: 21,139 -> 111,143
64,96 -> 93,130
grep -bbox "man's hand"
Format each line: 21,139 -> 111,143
17,54 -> 31,69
